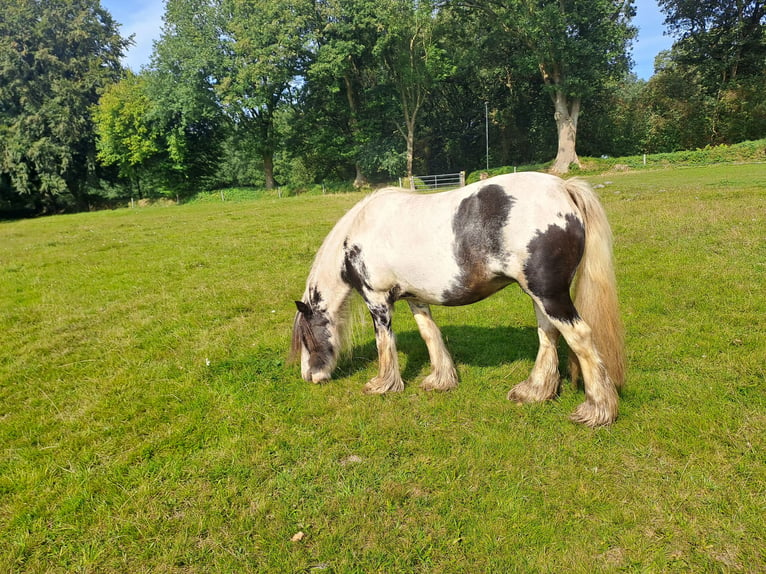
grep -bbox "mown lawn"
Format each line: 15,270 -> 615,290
1,164 -> 764,572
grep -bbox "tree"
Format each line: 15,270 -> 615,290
148,0 -> 229,195
658,0 -> 766,145
427,5 -> 557,171
307,0 -> 386,186
375,0 -> 454,177
93,71 -> 161,197
461,0 -> 636,173
659,0 -> 766,89
576,74 -> 650,157
0,0 -> 130,213
218,0 -> 313,189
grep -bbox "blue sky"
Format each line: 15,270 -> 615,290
103,0 -> 674,80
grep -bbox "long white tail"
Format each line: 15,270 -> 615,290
565,179 -> 626,391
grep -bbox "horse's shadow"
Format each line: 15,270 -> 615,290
336,324 -> 566,382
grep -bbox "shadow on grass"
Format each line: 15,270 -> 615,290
335,324 -> 548,382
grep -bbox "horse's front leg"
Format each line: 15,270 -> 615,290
363,298 -> 404,394
408,301 -> 458,391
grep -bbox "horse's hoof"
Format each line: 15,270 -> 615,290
570,400 -> 617,427
362,383 -> 385,395
420,372 -> 458,392
507,379 -> 558,403
363,377 -> 404,394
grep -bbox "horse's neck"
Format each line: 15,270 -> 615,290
307,227 -> 352,317
308,268 -> 349,313
306,192 -> 381,317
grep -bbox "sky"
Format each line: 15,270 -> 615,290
102,0 -> 674,81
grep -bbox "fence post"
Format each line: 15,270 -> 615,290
460,171 -> 465,187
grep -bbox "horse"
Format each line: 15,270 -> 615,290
291,172 -> 625,427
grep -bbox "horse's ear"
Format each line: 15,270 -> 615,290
295,300 -> 312,316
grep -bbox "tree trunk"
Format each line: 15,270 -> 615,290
344,75 -> 369,188
405,120 -> 415,178
353,163 -> 368,188
264,152 -> 276,189
550,91 -> 581,174
539,63 -> 582,174
396,80 -> 422,179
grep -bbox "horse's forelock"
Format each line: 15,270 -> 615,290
289,311 -> 308,363
291,309 -> 323,358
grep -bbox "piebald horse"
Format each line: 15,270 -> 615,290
291,172 -> 625,427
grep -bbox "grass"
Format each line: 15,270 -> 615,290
1,164 -> 765,572
466,138 -> 766,183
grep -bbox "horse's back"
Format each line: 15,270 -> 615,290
361,172 -> 573,219
339,172 -> 583,306
356,172 -> 579,252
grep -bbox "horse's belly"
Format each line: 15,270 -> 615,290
381,254 -> 519,307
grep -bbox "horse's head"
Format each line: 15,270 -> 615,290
291,299 -> 338,383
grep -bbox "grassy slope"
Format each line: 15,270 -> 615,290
1,164 -> 764,572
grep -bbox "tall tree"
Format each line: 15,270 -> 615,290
460,0 -> 636,173
308,0 -> 384,186
219,0 -> 313,189
148,0 -> 228,195
0,0 -> 130,212
428,5 -> 556,171
375,0 -> 453,177
659,0 -> 766,88
658,0 -> 766,144
93,71 -> 161,198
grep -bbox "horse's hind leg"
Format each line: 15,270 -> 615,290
507,303 -> 561,403
557,319 -> 619,426
550,316 -> 618,427
363,297 -> 405,394
408,302 -> 458,391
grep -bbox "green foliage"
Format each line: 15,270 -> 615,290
372,0 -> 455,176
459,0 -> 637,171
1,165 -> 764,571
144,0 -> 229,196
4,0 -> 766,213
643,0 -> 766,150
659,0 -> 765,91
491,0 -> 636,98
217,0 -> 315,188
0,0 -> 130,213
92,72 -> 160,189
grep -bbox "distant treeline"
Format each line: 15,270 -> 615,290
1,0 -> 764,216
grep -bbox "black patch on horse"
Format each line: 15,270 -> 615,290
367,303 -> 392,332
341,240 -> 372,294
523,213 -> 585,323
308,286 -> 324,309
442,184 -> 515,305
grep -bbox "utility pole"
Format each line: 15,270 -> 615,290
484,101 -> 489,171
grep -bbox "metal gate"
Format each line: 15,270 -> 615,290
403,171 -> 466,191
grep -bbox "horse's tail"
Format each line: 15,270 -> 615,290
564,179 -> 626,391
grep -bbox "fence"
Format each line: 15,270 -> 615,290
401,171 -> 466,192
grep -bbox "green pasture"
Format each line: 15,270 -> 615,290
1,164 -> 764,572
